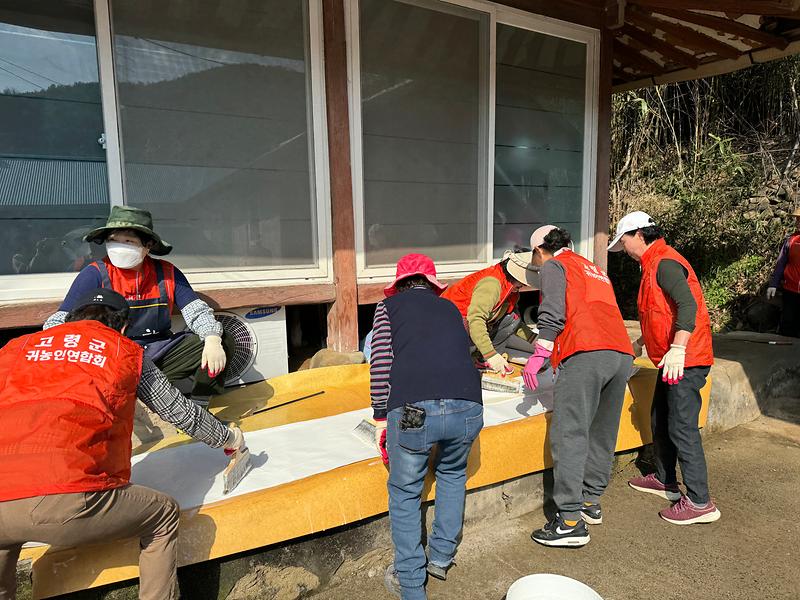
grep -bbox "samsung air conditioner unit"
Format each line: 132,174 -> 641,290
172,306 -> 288,386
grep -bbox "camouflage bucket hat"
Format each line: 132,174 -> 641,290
84,206 -> 172,256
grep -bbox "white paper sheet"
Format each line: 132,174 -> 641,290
131,386 -> 553,510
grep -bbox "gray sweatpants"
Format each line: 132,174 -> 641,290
550,350 -> 633,521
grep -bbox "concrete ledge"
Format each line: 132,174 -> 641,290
707,331 -> 799,432
624,321 -> 799,433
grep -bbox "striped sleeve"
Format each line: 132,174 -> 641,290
369,301 -> 393,421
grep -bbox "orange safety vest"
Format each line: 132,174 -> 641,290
0,321 -> 143,501
781,234 -> 800,293
92,256 -> 176,341
549,250 -> 633,367
442,263 -> 519,322
637,239 -> 714,367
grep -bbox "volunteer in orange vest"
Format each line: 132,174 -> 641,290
0,288 -> 245,600
44,206 -> 233,408
766,206 -> 800,337
522,226 -> 633,548
609,211 -> 720,525
441,250 -> 537,373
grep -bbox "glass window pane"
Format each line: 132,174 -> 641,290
494,24 -> 586,256
112,0 -> 317,270
0,1 -> 110,276
359,0 -> 489,268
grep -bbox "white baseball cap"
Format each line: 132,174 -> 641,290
530,225 -> 558,249
608,211 -> 656,252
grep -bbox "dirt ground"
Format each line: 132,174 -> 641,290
312,416 -> 800,600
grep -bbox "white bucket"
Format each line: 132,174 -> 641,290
506,574 -> 603,600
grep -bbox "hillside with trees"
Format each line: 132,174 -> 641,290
608,55 -> 800,331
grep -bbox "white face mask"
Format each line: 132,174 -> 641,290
106,241 -> 147,269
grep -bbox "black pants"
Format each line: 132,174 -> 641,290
779,289 -> 800,338
155,331 -> 236,397
652,365 -> 711,505
472,312 -> 534,356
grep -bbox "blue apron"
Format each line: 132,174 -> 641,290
96,260 -> 189,361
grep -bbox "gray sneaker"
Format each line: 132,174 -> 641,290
426,561 -> 452,581
384,564 -> 401,598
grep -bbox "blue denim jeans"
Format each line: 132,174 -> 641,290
387,399 -> 483,600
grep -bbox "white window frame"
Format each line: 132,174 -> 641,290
347,0 -> 599,284
0,0 -> 333,303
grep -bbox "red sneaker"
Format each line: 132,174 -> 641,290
628,473 -> 681,501
659,495 -> 721,525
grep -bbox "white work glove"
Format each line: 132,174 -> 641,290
632,338 -> 644,358
766,287 -> 777,300
201,335 -> 227,378
223,425 -> 245,455
486,353 -> 512,374
657,344 -> 686,385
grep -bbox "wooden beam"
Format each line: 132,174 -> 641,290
357,278 -> 459,305
630,0 -> 800,15
605,0 -> 627,29
620,23 -> 701,69
595,28 -> 614,270
613,67 -> 641,82
0,284 -> 338,330
323,0 -> 359,352
197,285 -> 336,312
628,8 -> 743,60
613,37 -> 667,74
652,8 -> 790,50
613,37 -> 800,92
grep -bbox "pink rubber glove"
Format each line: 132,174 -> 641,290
522,344 -> 553,391
379,428 -> 388,465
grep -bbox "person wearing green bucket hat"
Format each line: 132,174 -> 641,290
43,206 -> 234,408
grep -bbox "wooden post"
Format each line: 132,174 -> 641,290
594,27 -> 614,271
323,0 -> 359,352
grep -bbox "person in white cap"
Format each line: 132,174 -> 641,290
524,226 -> 633,547
441,251 -> 538,374
608,211 -> 720,525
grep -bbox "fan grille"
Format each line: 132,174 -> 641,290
217,312 -> 258,385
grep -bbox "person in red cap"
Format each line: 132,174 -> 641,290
370,254 -> 482,600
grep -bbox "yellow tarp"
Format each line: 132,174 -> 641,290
22,359 -> 709,599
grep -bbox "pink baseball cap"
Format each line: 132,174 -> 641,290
384,253 -> 447,297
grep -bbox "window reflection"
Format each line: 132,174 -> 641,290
494,24 -> 586,256
0,2 -> 109,275
112,0 -> 318,270
359,0 -> 489,268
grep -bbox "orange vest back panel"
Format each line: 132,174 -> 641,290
0,321 -> 143,501
637,240 -> 714,367
782,234 -> 800,293
442,263 -> 519,321
550,250 -> 633,367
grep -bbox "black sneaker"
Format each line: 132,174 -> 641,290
580,502 -> 602,525
531,513 -> 590,547
426,560 -> 453,581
